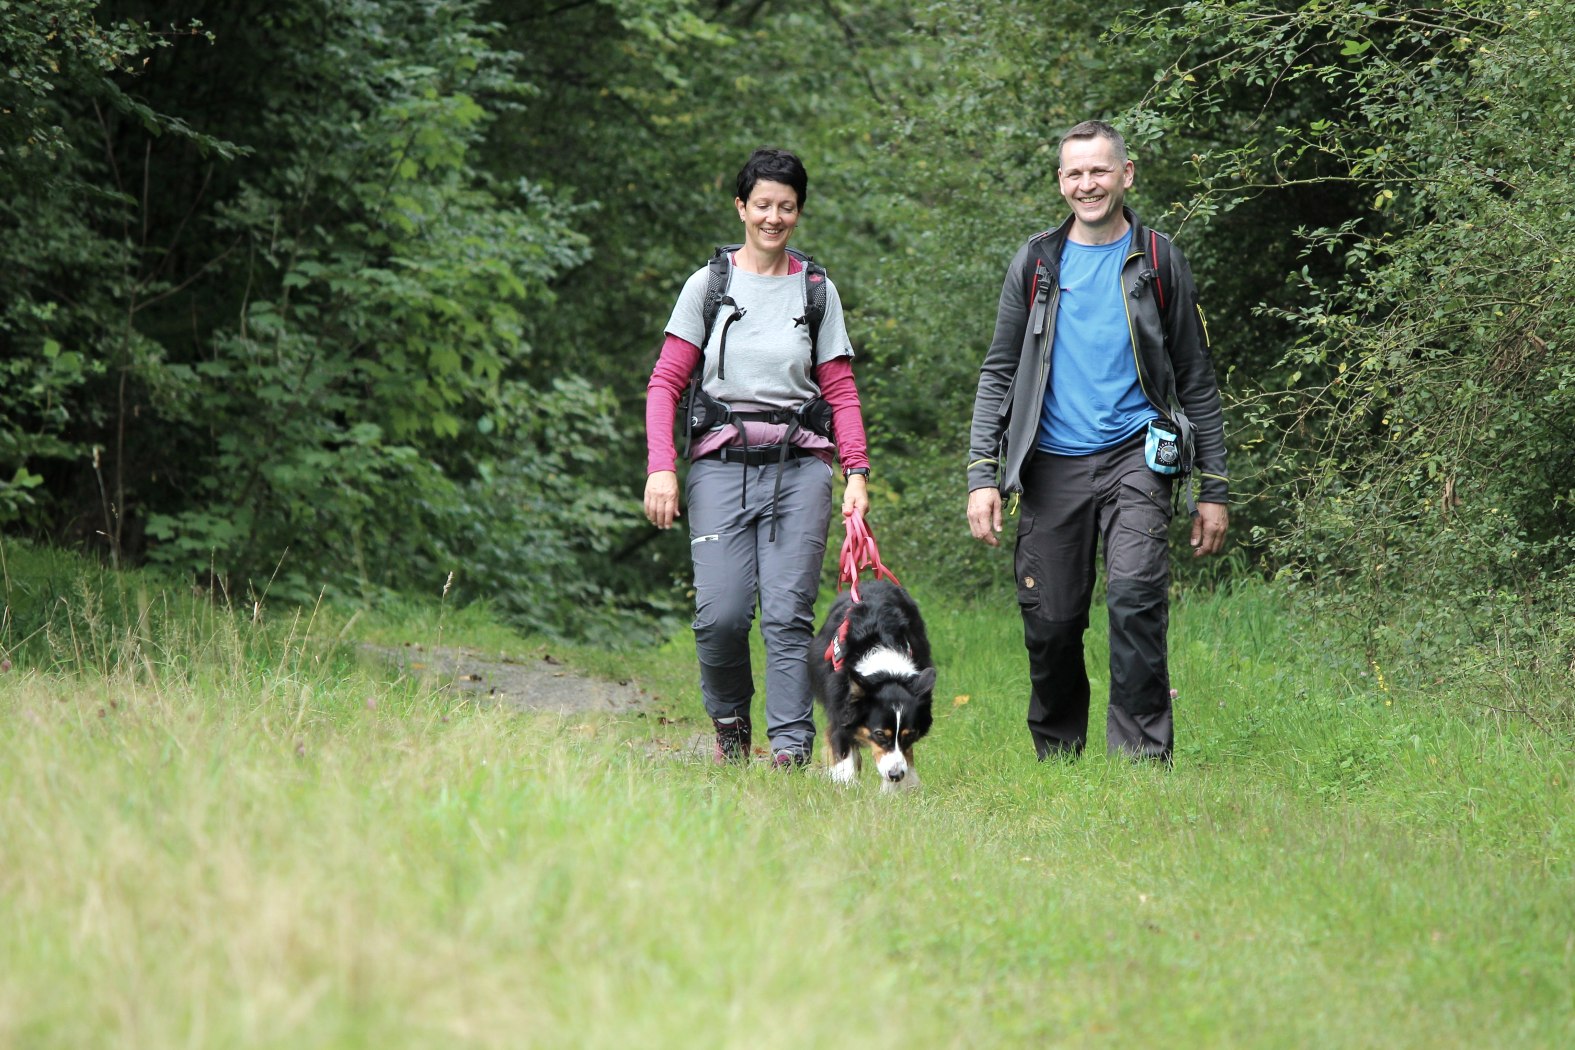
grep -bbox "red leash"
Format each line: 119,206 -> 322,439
826,510 -> 901,671
836,509 -> 900,603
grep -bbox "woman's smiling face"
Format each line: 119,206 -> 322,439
735,179 -> 801,255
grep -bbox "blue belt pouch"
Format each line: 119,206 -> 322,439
1144,419 -> 1184,476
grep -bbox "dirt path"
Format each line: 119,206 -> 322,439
362,643 -> 733,761
364,642 -> 652,716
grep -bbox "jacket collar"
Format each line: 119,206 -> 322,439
1040,206 -> 1149,257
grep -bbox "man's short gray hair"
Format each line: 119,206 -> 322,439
1059,120 -> 1128,164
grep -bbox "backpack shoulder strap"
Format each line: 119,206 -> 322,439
1147,228 -> 1173,314
793,249 -> 827,364
1017,232 -> 1058,376
1022,229 -> 1059,298
698,244 -> 740,355
700,244 -> 828,367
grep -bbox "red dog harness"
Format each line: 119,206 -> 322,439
827,619 -> 852,673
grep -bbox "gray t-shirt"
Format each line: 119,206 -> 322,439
665,256 -> 853,411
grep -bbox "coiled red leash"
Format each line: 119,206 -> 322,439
836,509 -> 900,603
826,510 -> 902,672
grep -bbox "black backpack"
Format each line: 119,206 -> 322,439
700,243 -> 828,362
1023,226 -> 1175,319
678,244 -> 833,456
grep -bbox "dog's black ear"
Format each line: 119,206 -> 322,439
910,667 -> 937,697
848,675 -> 866,700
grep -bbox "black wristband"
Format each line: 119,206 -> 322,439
843,467 -> 870,480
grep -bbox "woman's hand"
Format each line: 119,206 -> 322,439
644,470 -> 681,529
842,472 -> 869,519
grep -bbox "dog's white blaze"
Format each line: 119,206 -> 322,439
876,706 -> 909,783
854,645 -> 918,681
829,754 -> 858,785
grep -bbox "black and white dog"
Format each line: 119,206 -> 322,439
809,580 -> 936,791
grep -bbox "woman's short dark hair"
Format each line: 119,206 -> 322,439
735,148 -> 808,208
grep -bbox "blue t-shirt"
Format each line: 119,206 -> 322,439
1036,230 -> 1157,455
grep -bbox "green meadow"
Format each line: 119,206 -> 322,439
2,545 -> 1571,1048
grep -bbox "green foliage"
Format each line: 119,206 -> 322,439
1119,0 -> 1575,689
418,375 -> 677,642
0,3 -> 220,531
8,0 -> 1570,673
0,1 -> 647,637
487,0 -> 739,389
116,2 -> 595,612
827,2 -> 1097,440
0,0 -> 210,163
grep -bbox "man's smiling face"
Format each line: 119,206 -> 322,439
1058,135 -> 1135,243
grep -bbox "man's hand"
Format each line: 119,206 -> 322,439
1190,500 -> 1228,557
842,472 -> 870,518
644,470 -> 680,529
967,487 -> 1004,547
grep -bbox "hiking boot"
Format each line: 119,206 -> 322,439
712,715 -> 751,764
771,749 -> 809,770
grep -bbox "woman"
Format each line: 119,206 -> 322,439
643,147 -> 871,768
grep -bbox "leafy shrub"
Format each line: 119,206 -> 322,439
1122,0 -> 1575,711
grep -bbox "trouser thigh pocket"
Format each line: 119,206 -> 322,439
1013,507 -> 1044,612
1108,475 -> 1172,586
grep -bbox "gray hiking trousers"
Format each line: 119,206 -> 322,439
685,453 -> 833,756
1014,431 -> 1175,760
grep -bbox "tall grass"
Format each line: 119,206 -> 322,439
2,544 -> 1571,1047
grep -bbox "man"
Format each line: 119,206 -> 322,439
965,120 -> 1228,762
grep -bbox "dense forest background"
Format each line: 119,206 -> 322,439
3,0 -> 1571,706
